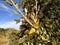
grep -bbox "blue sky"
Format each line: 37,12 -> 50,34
0,0 -> 23,30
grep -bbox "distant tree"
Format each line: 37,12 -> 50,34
5,0 -> 60,45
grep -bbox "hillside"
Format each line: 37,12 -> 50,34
0,28 -> 19,45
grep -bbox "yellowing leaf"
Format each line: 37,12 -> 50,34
5,0 -> 12,5
5,0 -> 8,2
12,10 -> 19,14
34,21 -> 39,27
15,3 -> 19,8
29,28 -> 35,35
24,8 -> 28,12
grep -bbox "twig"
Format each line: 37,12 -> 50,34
11,0 -> 38,29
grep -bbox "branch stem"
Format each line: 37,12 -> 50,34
11,0 -> 37,29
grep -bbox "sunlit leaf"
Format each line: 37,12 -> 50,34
12,10 -> 20,14
15,3 -> 19,8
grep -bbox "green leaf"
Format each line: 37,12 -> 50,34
14,19 -> 20,24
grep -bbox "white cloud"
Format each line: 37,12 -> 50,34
0,21 -> 22,30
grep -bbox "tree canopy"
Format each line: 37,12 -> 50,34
5,0 -> 60,45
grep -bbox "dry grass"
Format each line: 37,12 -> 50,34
0,35 -> 9,45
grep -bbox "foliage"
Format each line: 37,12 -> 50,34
19,0 -> 60,45
4,0 -> 60,45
